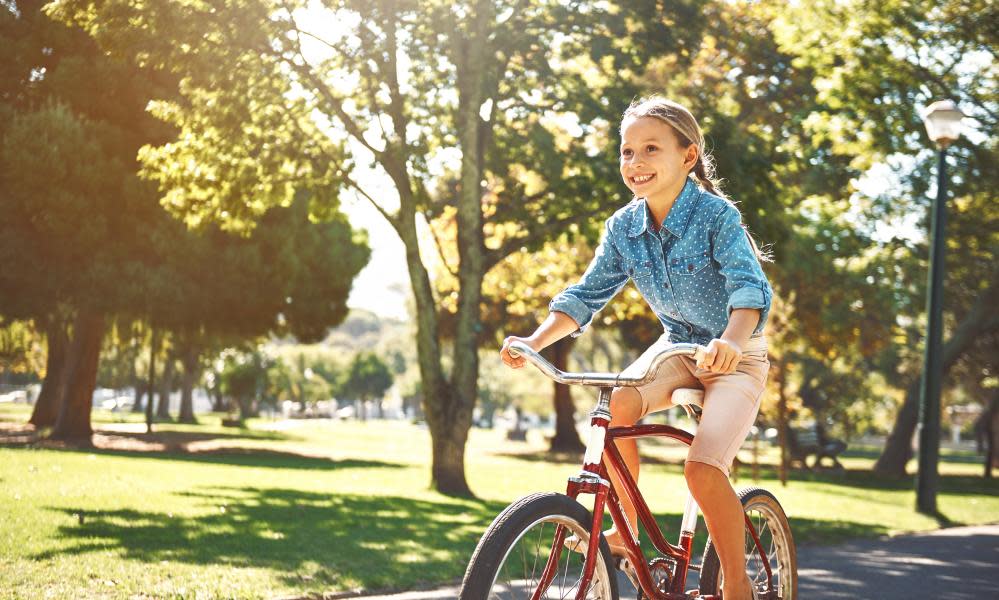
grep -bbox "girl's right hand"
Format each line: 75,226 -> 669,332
500,336 -> 538,369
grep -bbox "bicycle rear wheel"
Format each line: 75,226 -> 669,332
460,492 -> 619,600
699,487 -> 797,600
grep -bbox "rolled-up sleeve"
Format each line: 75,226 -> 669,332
710,205 -> 772,333
549,218 -> 629,337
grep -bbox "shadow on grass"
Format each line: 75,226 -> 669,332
97,427 -> 297,443
53,445 -> 405,472
36,482 -> 934,596
843,445 -> 985,465
40,487 -> 508,593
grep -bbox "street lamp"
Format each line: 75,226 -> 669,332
915,100 -> 964,515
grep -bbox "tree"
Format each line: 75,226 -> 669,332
48,0 -> 706,494
1,0 -> 176,441
770,0 -> 998,475
340,352 -> 393,420
218,348 -> 270,420
1,0 -> 370,441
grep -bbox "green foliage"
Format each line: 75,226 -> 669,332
217,347 -> 274,416
340,352 -> 393,403
266,350 -> 338,409
0,317 -> 44,376
770,0 -> 998,413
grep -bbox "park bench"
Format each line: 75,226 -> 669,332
788,425 -> 847,470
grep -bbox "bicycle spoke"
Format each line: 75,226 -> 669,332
559,535 -> 572,600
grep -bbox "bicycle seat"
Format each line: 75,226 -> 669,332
671,388 -> 704,409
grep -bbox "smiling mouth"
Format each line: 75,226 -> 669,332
630,173 -> 656,185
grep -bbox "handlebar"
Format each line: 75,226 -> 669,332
507,340 -> 707,387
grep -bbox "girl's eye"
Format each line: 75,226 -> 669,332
646,145 -> 658,153
621,149 -> 633,157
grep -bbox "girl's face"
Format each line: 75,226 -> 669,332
619,116 -> 698,202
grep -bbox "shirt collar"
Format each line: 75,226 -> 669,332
627,178 -> 702,239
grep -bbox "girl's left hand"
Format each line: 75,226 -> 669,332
697,338 -> 743,374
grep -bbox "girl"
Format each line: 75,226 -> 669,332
500,96 -> 772,600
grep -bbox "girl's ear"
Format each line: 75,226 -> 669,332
684,144 -> 699,170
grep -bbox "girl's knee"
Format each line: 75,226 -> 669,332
684,460 -> 722,490
609,387 -> 642,425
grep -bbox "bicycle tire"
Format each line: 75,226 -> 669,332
460,491 -> 620,600
698,487 -> 797,600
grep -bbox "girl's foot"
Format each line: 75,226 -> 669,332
721,574 -> 758,600
563,526 -> 637,557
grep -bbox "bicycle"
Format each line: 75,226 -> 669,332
460,341 -> 797,600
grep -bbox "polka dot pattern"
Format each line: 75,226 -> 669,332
548,178 -> 773,344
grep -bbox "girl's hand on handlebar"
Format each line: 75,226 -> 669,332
500,336 -> 537,369
697,338 -> 742,374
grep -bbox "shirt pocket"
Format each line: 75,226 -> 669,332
626,259 -> 661,307
669,252 -> 711,277
627,260 -> 654,281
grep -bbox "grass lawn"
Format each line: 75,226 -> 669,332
1,402 -> 997,599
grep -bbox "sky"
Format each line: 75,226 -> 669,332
342,191 -> 412,322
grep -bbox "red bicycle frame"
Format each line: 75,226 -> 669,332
531,386 -> 774,600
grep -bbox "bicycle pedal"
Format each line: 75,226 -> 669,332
616,557 -> 641,593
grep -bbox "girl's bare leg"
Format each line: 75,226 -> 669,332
604,386 -> 644,541
685,461 -> 753,600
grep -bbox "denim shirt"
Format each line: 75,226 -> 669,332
549,177 -> 773,345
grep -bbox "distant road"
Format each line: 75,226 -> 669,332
344,524 -> 999,599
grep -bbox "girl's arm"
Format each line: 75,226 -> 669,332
710,205 -> 773,335
721,308 -> 761,348
702,203 -> 772,374
501,216 -> 629,369
546,217 -> 630,337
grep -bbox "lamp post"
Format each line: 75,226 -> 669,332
915,100 -> 964,515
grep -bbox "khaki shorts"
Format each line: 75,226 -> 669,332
621,333 -> 770,477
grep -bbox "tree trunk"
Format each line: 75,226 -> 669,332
977,389 -> 999,479
235,395 -> 256,420
397,177 -> 470,494
132,384 -> 145,413
874,279 -> 999,476
156,354 -> 175,419
212,387 -> 226,412
29,317 -> 70,428
146,328 -> 158,433
178,343 -> 199,424
50,311 -> 105,443
368,2 -> 492,497
431,410 -> 473,495
775,355 -> 789,487
547,337 -> 585,453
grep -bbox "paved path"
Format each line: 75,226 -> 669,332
343,524 -> 999,599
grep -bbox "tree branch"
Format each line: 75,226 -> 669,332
272,6 -> 385,161
424,212 -> 459,279
483,211 -> 588,272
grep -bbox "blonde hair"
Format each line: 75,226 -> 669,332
621,95 -> 771,262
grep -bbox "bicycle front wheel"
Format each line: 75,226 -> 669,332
460,492 -> 619,600
699,487 -> 797,600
